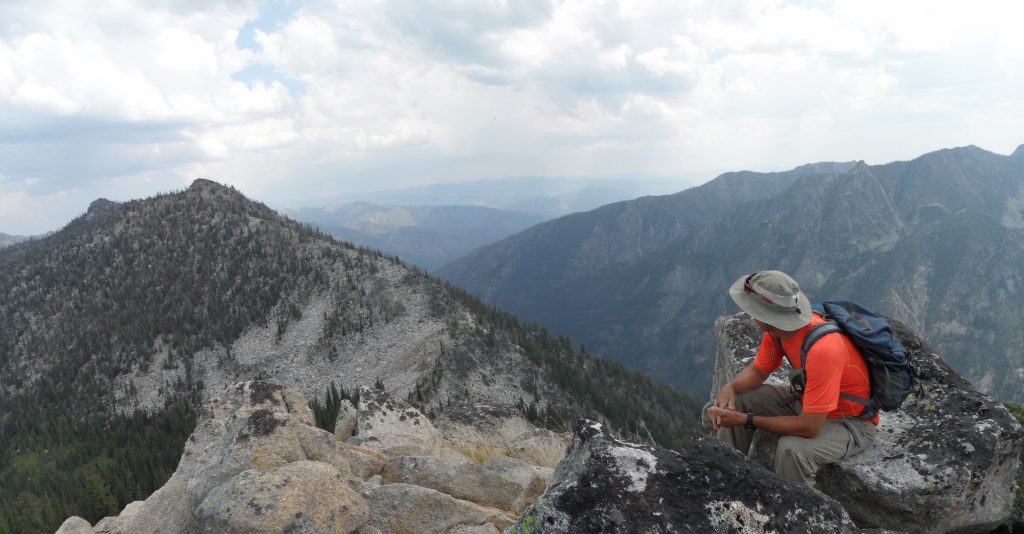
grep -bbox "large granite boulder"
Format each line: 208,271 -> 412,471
74,381 -> 563,534
382,455 -> 524,511
334,398 -> 358,441
55,516 -> 94,534
435,404 -> 570,469
356,386 -> 443,451
121,381 -> 370,533
509,419 -> 856,533
194,460 -> 369,533
712,312 -> 1024,533
359,483 -> 516,533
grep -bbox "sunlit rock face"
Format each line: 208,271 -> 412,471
69,382 -> 560,534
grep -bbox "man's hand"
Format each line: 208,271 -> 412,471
714,383 -> 737,411
708,407 -> 746,430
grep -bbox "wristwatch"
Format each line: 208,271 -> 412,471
745,412 -> 756,431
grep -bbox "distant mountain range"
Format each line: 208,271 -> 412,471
440,145 -> 1024,402
312,176 -> 682,218
0,232 -> 27,248
285,202 -> 546,270
0,180 -> 700,531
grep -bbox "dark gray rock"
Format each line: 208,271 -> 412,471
509,419 -> 855,533
712,312 -> 1024,533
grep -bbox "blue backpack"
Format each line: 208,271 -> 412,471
783,301 -> 921,420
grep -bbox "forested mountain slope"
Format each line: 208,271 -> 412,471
0,179 -> 701,532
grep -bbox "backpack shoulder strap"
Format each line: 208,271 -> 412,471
804,320 -> 876,417
799,321 -> 841,369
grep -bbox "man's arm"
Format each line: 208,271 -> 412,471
715,363 -> 770,410
708,408 -> 828,438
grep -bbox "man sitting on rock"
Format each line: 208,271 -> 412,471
708,270 -> 877,486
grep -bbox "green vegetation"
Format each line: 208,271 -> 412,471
0,180 -> 705,531
418,278 -> 704,451
0,400 -> 195,533
309,382 -> 359,433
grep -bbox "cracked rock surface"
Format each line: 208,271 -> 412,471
509,419 -> 855,533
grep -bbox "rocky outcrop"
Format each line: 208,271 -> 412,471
354,386 -> 445,451
361,484 -> 515,533
55,516 -> 94,534
711,312 -> 1024,533
334,399 -> 357,440
510,419 -> 856,533
68,381 -> 557,533
435,403 -> 570,469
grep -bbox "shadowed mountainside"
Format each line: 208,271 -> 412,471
440,145 -> 1024,402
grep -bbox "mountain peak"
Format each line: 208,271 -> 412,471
187,178 -> 252,206
188,178 -> 233,193
86,198 -> 118,220
1011,144 -> 1024,159
791,161 -> 860,176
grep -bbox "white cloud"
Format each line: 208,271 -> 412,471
1,0 -> 1023,234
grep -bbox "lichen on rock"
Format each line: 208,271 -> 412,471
509,419 -> 855,533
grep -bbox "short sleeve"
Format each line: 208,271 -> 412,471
752,333 -> 783,374
800,336 -> 846,413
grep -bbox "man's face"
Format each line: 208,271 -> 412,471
755,319 -> 798,339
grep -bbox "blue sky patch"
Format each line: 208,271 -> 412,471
236,0 -> 297,52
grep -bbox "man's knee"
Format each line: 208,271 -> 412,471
732,390 -> 751,411
774,436 -> 815,484
776,437 -> 805,462
733,389 -> 764,412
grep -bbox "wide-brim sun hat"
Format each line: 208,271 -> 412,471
728,270 -> 812,331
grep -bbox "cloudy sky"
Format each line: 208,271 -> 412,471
1,0 -> 1023,234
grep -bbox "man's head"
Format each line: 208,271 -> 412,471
728,270 -> 812,332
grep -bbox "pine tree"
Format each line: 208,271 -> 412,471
9,492 -> 46,534
76,472 -> 118,524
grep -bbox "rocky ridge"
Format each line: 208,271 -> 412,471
58,382 -> 568,534
58,313 -> 1021,533
0,179 -> 701,532
0,178 -> 699,431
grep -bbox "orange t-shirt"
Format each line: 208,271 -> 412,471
752,314 -> 879,424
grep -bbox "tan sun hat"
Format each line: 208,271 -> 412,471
728,271 -> 812,331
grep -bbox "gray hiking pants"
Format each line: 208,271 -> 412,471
717,384 -> 876,486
